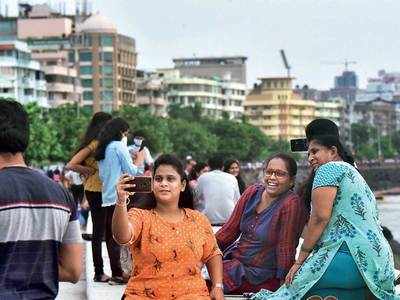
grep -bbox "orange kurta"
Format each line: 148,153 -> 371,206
124,208 -> 222,300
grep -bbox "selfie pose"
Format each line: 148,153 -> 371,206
253,119 -> 397,299
112,154 -> 224,300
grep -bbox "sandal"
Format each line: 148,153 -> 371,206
93,273 -> 111,282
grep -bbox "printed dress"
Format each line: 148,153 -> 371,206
253,161 -> 398,300
124,208 -> 221,299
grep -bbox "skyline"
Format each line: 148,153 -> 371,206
4,0 -> 400,89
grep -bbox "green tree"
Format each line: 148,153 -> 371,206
167,119 -> 218,161
204,119 -> 269,161
47,104 -> 89,161
24,103 -> 59,166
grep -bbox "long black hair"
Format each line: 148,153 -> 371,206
128,154 -> 194,210
300,135 -> 355,212
94,117 -> 129,161
75,112 -> 111,154
223,159 -> 247,195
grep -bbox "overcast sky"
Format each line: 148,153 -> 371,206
6,0 -> 400,89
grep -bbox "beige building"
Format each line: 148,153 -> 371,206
244,77 -> 342,140
73,14 -> 137,112
15,4 -> 82,108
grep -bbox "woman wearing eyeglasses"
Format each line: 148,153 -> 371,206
215,153 -> 307,294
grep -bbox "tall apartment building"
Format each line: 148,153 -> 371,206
72,13 -> 137,112
173,56 -> 247,84
0,40 -> 47,106
14,4 -> 82,108
244,77 -> 342,140
1,3 -> 138,112
163,70 -> 246,120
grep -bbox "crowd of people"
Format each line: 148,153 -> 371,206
0,99 -> 399,300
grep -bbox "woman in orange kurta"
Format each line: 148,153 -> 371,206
112,154 -> 224,300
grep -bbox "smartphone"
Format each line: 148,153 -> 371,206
124,176 -> 153,193
128,137 -> 145,154
290,138 -> 308,152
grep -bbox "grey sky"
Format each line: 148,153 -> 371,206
6,0 -> 400,89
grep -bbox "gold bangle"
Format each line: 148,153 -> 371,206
115,197 -> 130,207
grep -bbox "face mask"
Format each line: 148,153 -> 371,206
121,136 -> 128,146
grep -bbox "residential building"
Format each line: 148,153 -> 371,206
136,70 -> 167,117
0,40 -> 47,106
73,13 -> 137,112
244,77 -> 342,140
353,98 -> 397,136
163,70 -> 246,120
173,56 -> 247,84
11,3 -> 83,108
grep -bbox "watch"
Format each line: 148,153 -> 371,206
214,283 -> 223,289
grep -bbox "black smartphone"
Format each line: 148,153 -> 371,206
290,138 -> 308,152
124,176 -> 153,193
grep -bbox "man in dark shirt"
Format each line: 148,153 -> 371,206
0,100 -> 83,299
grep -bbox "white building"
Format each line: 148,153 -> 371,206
163,70 -> 246,120
357,70 -> 400,102
0,40 -> 47,106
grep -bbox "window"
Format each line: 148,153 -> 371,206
101,78 -> 113,88
83,35 -> 92,47
100,52 -> 113,63
102,90 -> 114,101
101,65 -> 113,75
68,51 -> 75,63
81,79 -> 93,87
80,66 -> 93,75
0,20 -> 16,34
100,35 -> 113,46
83,91 -> 93,100
79,51 -> 92,62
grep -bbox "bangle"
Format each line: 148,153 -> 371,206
116,196 -> 130,207
213,283 -> 223,289
294,261 -> 303,265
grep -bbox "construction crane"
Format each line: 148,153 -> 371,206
323,59 -> 357,71
280,49 -> 291,78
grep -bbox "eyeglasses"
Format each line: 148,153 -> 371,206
264,169 -> 289,178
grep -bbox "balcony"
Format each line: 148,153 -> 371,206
136,96 -> 166,107
47,82 -> 75,93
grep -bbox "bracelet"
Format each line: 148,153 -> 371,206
213,283 -> 223,289
115,196 -> 131,207
294,261 -> 303,266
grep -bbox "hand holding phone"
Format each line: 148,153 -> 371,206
124,176 -> 153,193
